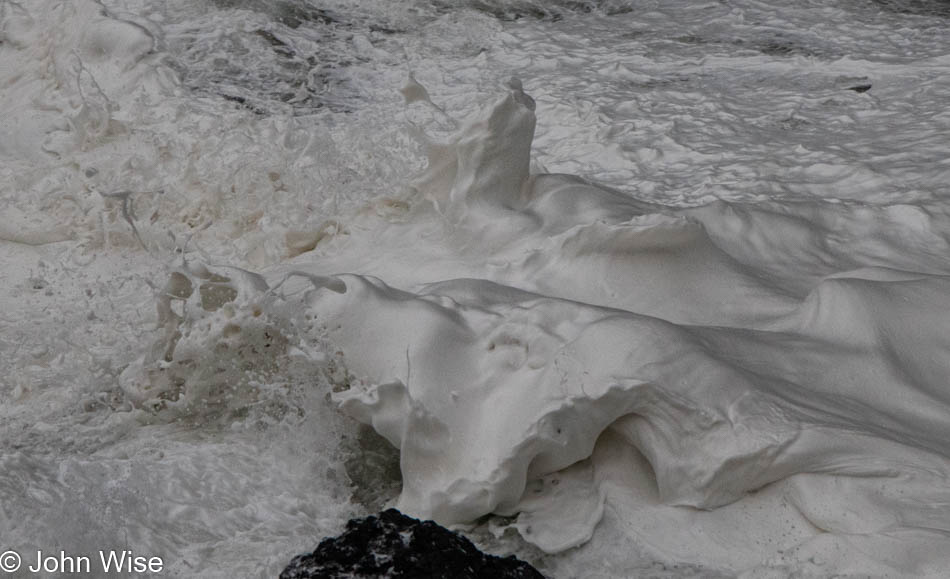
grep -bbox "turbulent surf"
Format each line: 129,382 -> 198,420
3,0 -> 950,577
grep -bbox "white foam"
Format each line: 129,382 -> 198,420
280,84 -> 950,576
5,0 -> 950,577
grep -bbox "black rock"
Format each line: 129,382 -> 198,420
281,509 -> 545,579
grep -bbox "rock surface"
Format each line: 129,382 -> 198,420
281,509 -> 545,578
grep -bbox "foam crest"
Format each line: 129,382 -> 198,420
281,82 -> 950,575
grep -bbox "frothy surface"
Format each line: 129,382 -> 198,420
284,87 -> 950,576
3,0 -> 950,577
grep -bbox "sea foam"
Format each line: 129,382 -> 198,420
265,82 -> 950,576
5,0 -> 950,577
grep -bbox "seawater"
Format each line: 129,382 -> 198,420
2,1 -> 950,577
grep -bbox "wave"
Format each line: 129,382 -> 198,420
135,81 -> 950,576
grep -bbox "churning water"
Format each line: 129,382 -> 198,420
3,0 -> 950,577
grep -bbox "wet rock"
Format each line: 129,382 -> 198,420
281,509 -> 545,579
836,76 -> 872,93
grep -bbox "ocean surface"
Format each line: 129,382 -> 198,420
3,0 -> 950,577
